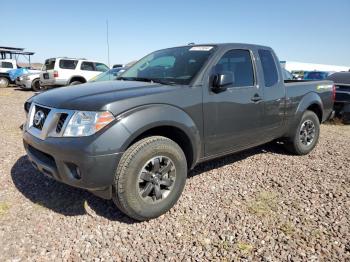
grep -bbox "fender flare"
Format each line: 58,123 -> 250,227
287,92 -> 323,136
114,104 -> 201,167
68,75 -> 87,84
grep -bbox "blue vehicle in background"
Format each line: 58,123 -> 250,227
304,71 -> 330,80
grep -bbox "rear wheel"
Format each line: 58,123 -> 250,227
284,110 -> 320,155
113,136 -> 187,221
31,78 -> 42,92
0,77 -> 9,88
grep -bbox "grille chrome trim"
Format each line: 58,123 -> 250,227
27,103 -> 75,140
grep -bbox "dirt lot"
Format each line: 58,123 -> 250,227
0,87 -> 349,261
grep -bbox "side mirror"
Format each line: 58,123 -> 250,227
211,72 -> 234,93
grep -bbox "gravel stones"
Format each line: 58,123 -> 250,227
0,87 -> 349,261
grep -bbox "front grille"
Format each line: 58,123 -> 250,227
336,85 -> 350,92
33,105 -> 51,130
56,113 -> 68,133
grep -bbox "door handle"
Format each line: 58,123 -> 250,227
251,94 -> 262,103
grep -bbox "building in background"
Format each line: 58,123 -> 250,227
280,61 -> 350,73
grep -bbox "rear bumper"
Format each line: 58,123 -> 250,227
40,78 -> 67,87
23,131 -> 123,199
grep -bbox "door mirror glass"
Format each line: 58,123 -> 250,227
212,72 -> 234,92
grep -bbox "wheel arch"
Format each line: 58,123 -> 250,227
117,105 -> 201,170
285,92 -> 324,138
68,75 -> 87,84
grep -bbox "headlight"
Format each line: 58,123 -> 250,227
24,76 -> 30,80
63,111 -> 114,137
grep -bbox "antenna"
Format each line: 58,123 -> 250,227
106,19 -> 110,68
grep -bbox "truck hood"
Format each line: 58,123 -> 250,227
32,80 -> 181,112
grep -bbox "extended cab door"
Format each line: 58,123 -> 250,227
203,48 -> 265,156
257,49 -> 286,137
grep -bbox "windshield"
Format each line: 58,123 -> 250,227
89,68 -> 125,82
119,46 -> 215,85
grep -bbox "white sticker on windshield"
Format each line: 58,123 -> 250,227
189,46 -> 213,51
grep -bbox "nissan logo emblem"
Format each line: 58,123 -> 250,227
33,110 -> 45,126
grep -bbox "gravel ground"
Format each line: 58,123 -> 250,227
0,87 -> 349,261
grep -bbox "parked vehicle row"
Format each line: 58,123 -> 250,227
291,70 -> 332,80
23,43 -> 335,221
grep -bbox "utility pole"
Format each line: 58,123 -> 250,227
106,19 -> 110,68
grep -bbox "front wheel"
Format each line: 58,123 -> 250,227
31,78 -> 43,92
0,77 -> 9,88
284,110 -> 320,155
113,136 -> 187,221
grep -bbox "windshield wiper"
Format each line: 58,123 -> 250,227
117,76 -> 176,85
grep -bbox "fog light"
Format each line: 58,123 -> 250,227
66,163 -> 82,180
75,167 -> 82,180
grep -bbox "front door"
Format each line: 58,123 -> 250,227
203,49 -> 264,156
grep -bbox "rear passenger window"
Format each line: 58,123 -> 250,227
215,49 -> 254,87
258,49 -> 278,87
81,62 -> 95,71
44,59 -> 55,70
1,62 -> 13,68
59,59 -> 78,70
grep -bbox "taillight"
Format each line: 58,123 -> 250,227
332,84 -> 336,102
53,71 -> 59,78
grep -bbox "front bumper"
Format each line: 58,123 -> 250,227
23,131 -> 122,199
16,79 -> 32,89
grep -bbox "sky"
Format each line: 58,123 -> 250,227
2,0 -> 350,66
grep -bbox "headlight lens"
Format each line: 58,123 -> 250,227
63,111 -> 114,137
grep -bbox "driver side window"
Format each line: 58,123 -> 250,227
215,49 -> 255,87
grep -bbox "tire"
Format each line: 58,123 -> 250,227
69,81 -> 82,86
31,78 -> 42,92
284,110 -> 320,155
0,77 -> 9,88
113,136 -> 187,221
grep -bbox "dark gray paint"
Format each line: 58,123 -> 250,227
23,43 -> 334,199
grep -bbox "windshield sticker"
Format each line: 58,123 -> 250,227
189,46 -> 213,51
317,84 -> 333,90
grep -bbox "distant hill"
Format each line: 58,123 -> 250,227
18,62 -> 43,70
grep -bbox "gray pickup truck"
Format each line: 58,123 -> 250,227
23,43 -> 334,221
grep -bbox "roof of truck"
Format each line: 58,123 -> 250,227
179,43 -> 272,50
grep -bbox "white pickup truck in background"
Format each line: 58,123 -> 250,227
0,59 -> 17,88
0,59 -> 41,89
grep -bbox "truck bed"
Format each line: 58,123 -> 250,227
284,80 -> 334,123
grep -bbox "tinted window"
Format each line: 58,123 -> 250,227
258,49 -> 278,87
81,62 -> 94,71
43,59 -> 55,70
59,59 -> 78,69
215,49 -> 254,87
1,62 -> 13,68
95,63 -> 109,72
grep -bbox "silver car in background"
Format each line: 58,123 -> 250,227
16,72 -> 42,91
